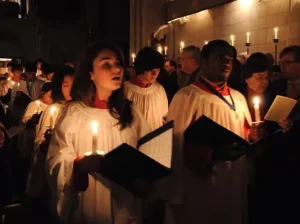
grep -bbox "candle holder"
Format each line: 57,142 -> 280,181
245,42 -> 251,56
273,38 -> 279,65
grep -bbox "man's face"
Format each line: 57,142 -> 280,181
202,50 -> 233,83
164,61 -> 174,73
280,52 -> 300,81
180,51 -> 194,74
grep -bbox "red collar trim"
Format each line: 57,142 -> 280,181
193,79 -> 229,96
94,95 -> 108,109
129,76 -> 152,88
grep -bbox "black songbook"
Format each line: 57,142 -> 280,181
184,115 -> 282,154
97,121 -> 173,197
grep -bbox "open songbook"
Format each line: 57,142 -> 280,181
184,115 -> 282,158
96,121 -> 173,197
264,95 -> 300,122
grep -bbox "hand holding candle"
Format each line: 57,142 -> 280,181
253,97 -> 261,122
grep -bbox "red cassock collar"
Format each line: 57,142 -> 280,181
129,76 -> 152,88
94,95 -> 109,109
193,79 -> 229,96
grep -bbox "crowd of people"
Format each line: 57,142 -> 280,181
0,40 -> 299,224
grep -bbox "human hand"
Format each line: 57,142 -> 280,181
77,154 -> 104,173
249,122 -> 266,142
278,118 -> 293,133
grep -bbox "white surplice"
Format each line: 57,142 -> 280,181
46,102 -> 151,224
124,81 -> 168,130
22,100 -> 49,124
166,84 -> 252,224
26,103 -> 64,197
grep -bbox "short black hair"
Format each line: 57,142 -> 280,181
41,63 -> 54,75
166,60 -> 177,68
280,45 -> 300,62
201,40 -> 235,60
182,45 -> 201,64
11,64 -> 23,72
242,56 -> 269,79
134,47 -> 164,75
248,52 -> 269,64
25,62 -> 37,73
41,82 -> 52,94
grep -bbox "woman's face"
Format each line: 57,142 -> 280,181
90,49 -> 123,94
141,68 -> 160,83
42,90 -> 53,105
62,75 -> 74,101
246,71 -> 269,94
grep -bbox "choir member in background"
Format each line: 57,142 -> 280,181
166,40 -> 263,224
35,58 -> 44,77
46,41 -> 151,224
124,47 -> 168,130
37,63 -> 54,82
22,82 -> 52,125
26,66 -> 75,212
178,45 -> 201,89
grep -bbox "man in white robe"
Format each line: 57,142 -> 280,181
166,40 -> 258,224
124,47 -> 168,131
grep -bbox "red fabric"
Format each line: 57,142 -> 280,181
244,118 -> 250,140
129,76 -> 152,88
94,94 -> 108,109
73,156 -> 89,191
193,78 -> 229,96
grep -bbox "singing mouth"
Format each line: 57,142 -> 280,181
112,77 -> 121,81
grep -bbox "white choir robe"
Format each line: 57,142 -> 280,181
26,103 -> 63,197
46,102 -> 151,224
22,100 -> 49,124
124,81 -> 168,130
166,84 -> 252,224
16,79 -> 45,100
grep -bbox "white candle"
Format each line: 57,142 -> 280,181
91,120 -> 99,154
11,81 -> 15,86
230,35 -> 235,46
253,97 -> 261,122
164,46 -> 168,56
274,27 -> 278,39
36,100 -> 40,114
131,53 -> 135,63
50,106 -> 56,129
246,32 -> 250,43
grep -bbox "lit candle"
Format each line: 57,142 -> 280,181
253,97 -> 261,122
50,106 -> 56,129
17,83 -> 20,87
246,32 -> 250,43
164,46 -> 168,56
204,41 -> 208,45
230,35 -> 235,46
131,53 -> 136,63
274,27 -> 278,39
157,46 -> 163,54
36,100 -> 40,114
180,41 -> 185,51
11,81 -> 15,86
91,120 -> 99,154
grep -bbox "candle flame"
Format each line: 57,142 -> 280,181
131,53 -> 135,58
50,106 -> 56,115
17,83 -> 20,87
84,150 -> 105,156
180,41 -> 185,48
91,120 -> 99,135
253,97 -> 260,105
11,81 -> 15,85
157,46 -> 163,53
205,41 -> 208,45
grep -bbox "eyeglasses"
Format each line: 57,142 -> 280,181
279,60 -> 299,67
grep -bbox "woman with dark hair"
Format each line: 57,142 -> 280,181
46,41 -> 150,224
124,47 -> 168,130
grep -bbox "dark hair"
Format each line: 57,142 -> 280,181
51,66 -> 75,102
25,62 -> 37,73
242,55 -> 269,79
11,64 -> 23,72
201,40 -> 235,60
41,82 -> 52,94
71,41 -> 133,130
280,45 -> 300,62
7,62 -> 13,67
41,63 -> 54,75
167,60 -> 177,68
134,47 -> 164,75
34,58 -> 44,65
183,45 -> 201,64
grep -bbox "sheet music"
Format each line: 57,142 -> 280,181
139,127 -> 173,168
264,95 -> 297,122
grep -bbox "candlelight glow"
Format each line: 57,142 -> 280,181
91,120 -> 99,135
36,100 -> 40,107
253,97 -> 260,106
131,53 -> 135,58
274,27 -> 278,39
50,106 -> 56,115
246,32 -> 250,43
11,81 -> 15,85
230,35 -> 235,46
157,46 -> 163,54
180,41 -> 185,49
17,83 -> 20,87
205,41 -> 208,45
85,150 -> 104,156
